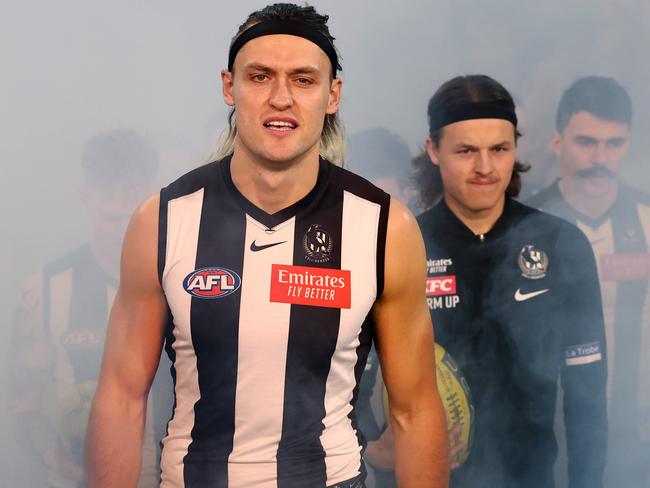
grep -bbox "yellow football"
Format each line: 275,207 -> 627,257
383,343 -> 474,469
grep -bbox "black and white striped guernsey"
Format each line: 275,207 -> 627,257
157,156 -> 390,488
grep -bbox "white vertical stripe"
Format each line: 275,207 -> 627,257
637,203 -> 650,252
321,191 -> 381,485
49,269 -> 72,339
49,269 -> 77,410
160,188 -> 204,488
228,216 -> 295,488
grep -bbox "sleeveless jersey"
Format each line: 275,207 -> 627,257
158,156 -> 390,488
528,181 -> 650,482
13,244 -> 159,488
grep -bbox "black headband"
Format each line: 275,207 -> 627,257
228,20 -> 341,76
429,102 -> 518,133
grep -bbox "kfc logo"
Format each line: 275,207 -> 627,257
426,275 -> 457,296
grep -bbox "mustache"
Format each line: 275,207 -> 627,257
468,178 -> 499,184
576,165 -> 616,179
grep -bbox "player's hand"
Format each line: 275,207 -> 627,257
364,426 -> 395,470
448,423 -> 467,470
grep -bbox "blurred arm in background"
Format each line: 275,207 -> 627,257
8,272 -> 65,479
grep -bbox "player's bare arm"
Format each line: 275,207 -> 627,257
85,194 -> 168,488
8,273 -> 65,472
373,198 -> 450,487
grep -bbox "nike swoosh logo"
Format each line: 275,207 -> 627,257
250,240 -> 286,252
514,288 -> 549,302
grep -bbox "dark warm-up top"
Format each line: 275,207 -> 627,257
417,198 -> 607,488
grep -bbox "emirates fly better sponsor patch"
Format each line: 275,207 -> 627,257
270,264 -> 351,309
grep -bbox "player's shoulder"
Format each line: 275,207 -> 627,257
328,161 -> 390,205
525,180 -> 561,211
415,203 -> 440,231
511,201 -> 596,276
15,245 -> 91,311
386,198 -> 418,234
161,159 -> 222,202
17,269 -> 44,310
512,199 -> 586,240
43,244 -> 93,278
415,200 -> 463,245
619,182 -> 650,208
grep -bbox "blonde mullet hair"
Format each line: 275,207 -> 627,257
209,110 -> 346,166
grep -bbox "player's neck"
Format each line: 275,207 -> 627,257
230,142 -> 320,215
444,194 -> 505,237
90,236 -> 120,281
558,176 -> 618,220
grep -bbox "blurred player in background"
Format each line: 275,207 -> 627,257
409,74 -> 607,487
528,76 -> 650,486
9,129 -> 164,488
347,127 -> 414,208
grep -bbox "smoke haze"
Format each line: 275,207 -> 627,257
3,1 -> 650,486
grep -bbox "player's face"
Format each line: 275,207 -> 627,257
552,111 -> 629,198
222,34 -> 341,165
427,118 -> 516,217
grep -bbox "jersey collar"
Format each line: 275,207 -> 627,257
436,197 -> 515,243
547,179 -> 617,229
220,154 -> 331,229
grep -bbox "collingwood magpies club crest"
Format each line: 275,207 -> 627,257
303,224 -> 333,263
518,244 -> 549,280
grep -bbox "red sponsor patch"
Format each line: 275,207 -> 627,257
270,264 -> 351,309
600,253 -> 650,281
426,275 -> 457,296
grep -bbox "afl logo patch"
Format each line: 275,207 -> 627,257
303,224 -> 333,263
518,245 -> 548,280
183,267 -> 241,299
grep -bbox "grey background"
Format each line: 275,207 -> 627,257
2,0 -> 649,486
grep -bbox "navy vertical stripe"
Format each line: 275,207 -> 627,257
42,245 -> 113,381
158,189 -> 169,285
183,175 -> 247,488
157,191 -> 175,476
277,186 -> 344,488
348,314 -> 374,482
159,306 -> 177,481
375,195 -> 390,299
609,200 -> 648,433
67,252 -> 109,382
